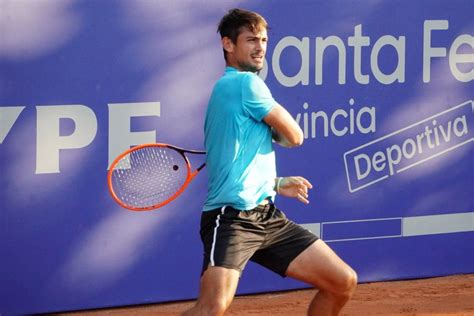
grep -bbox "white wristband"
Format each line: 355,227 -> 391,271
275,177 -> 282,194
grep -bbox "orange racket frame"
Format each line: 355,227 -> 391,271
107,143 -> 206,211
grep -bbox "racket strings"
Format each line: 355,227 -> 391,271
111,146 -> 188,208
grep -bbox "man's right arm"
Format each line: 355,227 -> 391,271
263,104 -> 303,147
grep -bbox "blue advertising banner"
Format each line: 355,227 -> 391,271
1,0 -> 473,314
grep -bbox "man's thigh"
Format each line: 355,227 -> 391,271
250,210 -> 318,277
285,239 -> 356,292
198,266 -> 240,305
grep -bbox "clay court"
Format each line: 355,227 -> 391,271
57,274 -> 474,315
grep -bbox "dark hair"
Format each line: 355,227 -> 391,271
217,8 -> 268,61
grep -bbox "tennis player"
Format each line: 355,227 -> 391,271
183,8 -> 357,316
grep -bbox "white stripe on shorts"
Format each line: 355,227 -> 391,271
210,206 -> 226,266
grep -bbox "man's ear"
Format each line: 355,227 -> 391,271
222,37 -> 234,54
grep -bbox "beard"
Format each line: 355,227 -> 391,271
238,61 -> 263,73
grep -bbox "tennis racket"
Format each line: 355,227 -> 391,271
107,143 -> 206,211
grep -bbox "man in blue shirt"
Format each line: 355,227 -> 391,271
184,8 -> 357,316
203,66 -> 278,211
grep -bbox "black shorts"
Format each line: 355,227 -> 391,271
200,202 -> 319,277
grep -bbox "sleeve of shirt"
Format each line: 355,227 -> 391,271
241,73 -> 278,121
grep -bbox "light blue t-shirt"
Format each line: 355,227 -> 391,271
203,67 -> 278,211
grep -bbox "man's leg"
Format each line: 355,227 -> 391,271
285,239 -> 357,316
182,266 -> 240,316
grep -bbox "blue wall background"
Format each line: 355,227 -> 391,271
1,0 -> 473,314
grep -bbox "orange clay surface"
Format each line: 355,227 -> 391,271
56,274 -> 474,315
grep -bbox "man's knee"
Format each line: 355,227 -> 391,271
188,266 -> 239,315
334,266 -> 358,299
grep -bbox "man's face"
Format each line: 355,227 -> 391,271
225,27 -> 267,72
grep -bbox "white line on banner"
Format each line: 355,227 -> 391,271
301,211 -> 474,242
